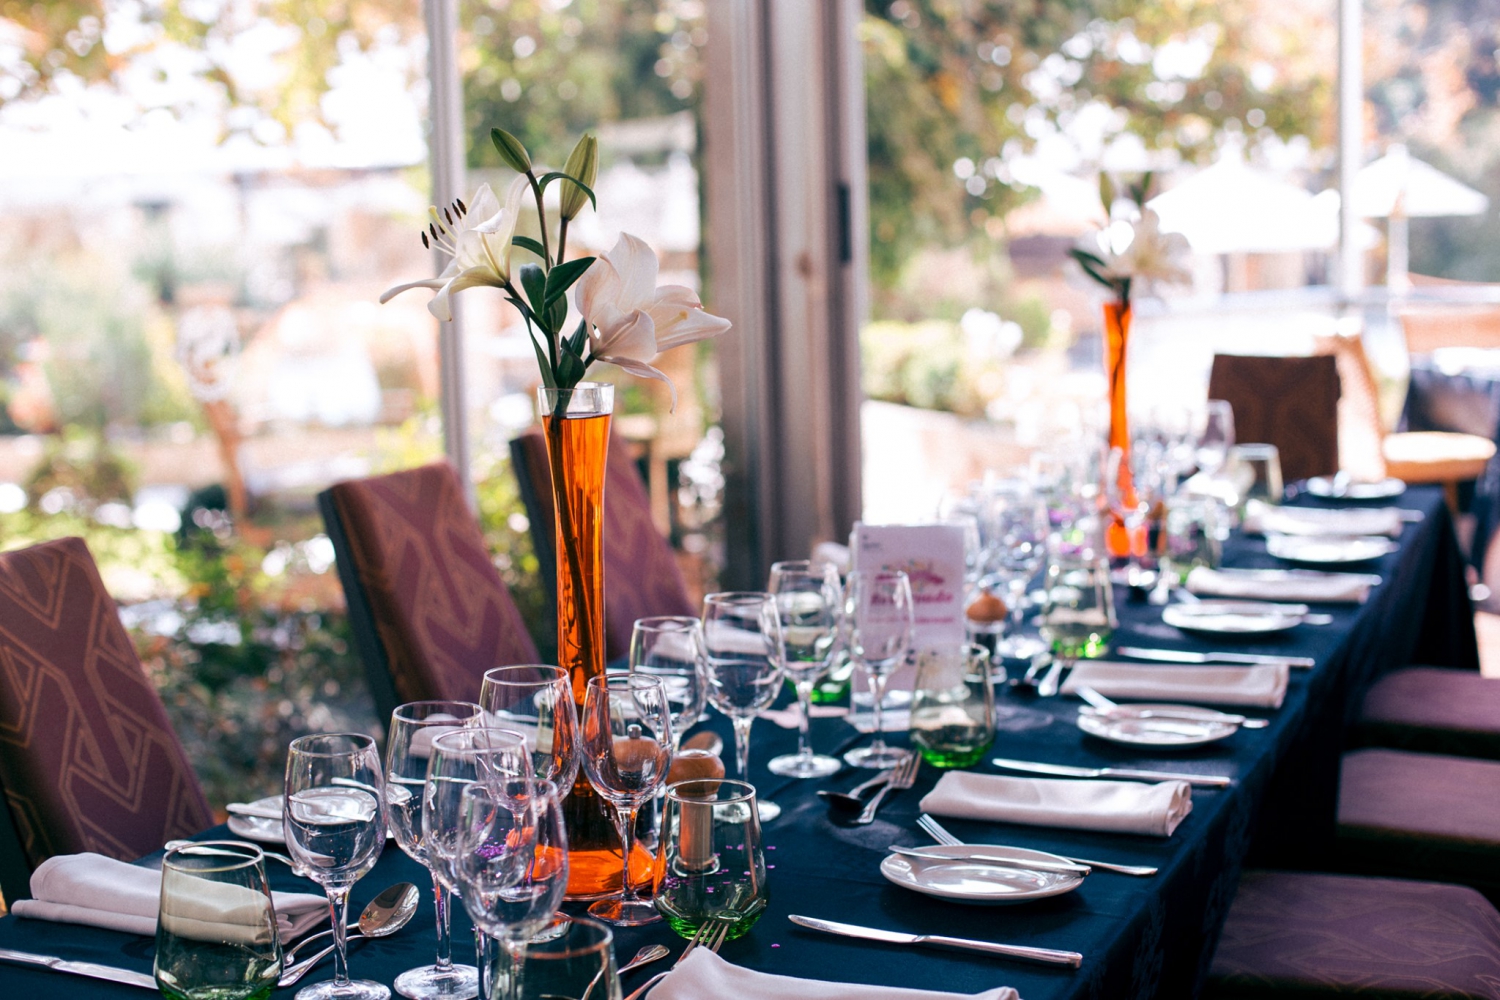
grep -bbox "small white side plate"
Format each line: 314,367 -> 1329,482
226,795 -> 285,844
1305,477 -> 1406,500
1162,601 -> 1304,636
880,845 -> 1085,906
1077,704 -> 1239,749
1266,534 -> 1398,565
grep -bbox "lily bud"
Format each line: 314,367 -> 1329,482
559,133 -> 598,221
491,128 -> 533,174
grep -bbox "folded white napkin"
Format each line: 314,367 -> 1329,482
12,853 -> 326,943
649,949 -> 1019,1000
1185,566 -> 1374,604
919,771 -> 1192,838
1243,500 -> 1403,538
1061,661 -> 1289,709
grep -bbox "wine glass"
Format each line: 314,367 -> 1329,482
1198,400 -> 1236,476
478,666 -> 581,793
1106,444 -> 1169,585
701,591 -> 785,817
283,733 -> 389,1000
580,674 -> 673,926
385,701 -> 483,1000
155,842 -> 281,1000
841,570 -> 915,769
627,617 -> 708,754
456,779 -> 569,1000
987,494 -> 1050,661
766,561 -> 843,779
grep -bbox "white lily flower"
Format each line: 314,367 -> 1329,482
574,232 -> 732,407
380,175 -> 530,322
1101,208 -> 1193,286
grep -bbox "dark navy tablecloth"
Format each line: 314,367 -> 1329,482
0,485 -> 1476,999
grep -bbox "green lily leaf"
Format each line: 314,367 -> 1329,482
547,295 -> 568,333
535,171 -> 598,212
567,319 -> 589,357
543,256 -> 595,309
512,235 -> 547,261
519,263 -> 549,328
529,333 -> 557,390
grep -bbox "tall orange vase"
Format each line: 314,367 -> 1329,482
539,382 -> 650,899
1103,301 -> 1136,558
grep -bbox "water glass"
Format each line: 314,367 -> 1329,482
1162,496 -> 1222,583
841,570 -> 915,769
479,666 -> 581,792
654,779 -> 769,941
627,617 -> 709,753
283,733 -> 389,1000
1230,443 -> 1284,505
987,495 -> 1050,660
491,918 -> 621,1000
155,842 -> 282,1000
766,560 -> 843,779
1198,400 -> 1237,476
909,644 -> 996,768
1038,553 -> 1116,667
701,592 -> 786,815
386,701 -> 483,1000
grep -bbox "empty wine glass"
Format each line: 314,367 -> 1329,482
766,561 -> 843,779
988,494 -> 1050,661
1198,400 -> 1237,476
841,570 -> 915,769
580,674 -> 673,926
385,701 -> 483,1000
423,729 -> 535,905
283,733 -> 389,1000
701,591 -> 785,817
479,666 -> 581,793
627,617 -> 708,753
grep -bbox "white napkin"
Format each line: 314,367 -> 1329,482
649,949 -> 1019,1000
1242,500 -> 1403,538
919,771 -> 1192,838
1185,566 -> 1374,604
11,853 -> 326,943
1061,661 -> 1289,709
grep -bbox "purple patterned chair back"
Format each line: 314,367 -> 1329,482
323,462 -> 540,714
0,537 -> 212,878
1208,354 -> 1341,484
510,429 -> 696,662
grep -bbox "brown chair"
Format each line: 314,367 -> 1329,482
318,461 -> 540,724
1208,355 -> 1341,484
1207,870 -> 1500,997
0,537 -> 213,903
1355,667 -> 1500,761
510,429 -> 696,663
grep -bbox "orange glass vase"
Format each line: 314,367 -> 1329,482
1103,300 -> 1138,558
539,382 -> 651,899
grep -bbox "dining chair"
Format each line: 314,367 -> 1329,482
1207,354 -> 1342,484
318,461 -> 540,725
1354,666 -> 1500,760
0,537 -> 213,903
1207,869 -> 1500,997
509,428 -> 696,663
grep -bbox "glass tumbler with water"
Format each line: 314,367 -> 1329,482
155,841 -> 282,1000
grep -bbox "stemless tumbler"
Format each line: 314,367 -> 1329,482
909,644 -> 996,768
155,842 -> 282,1000
654,779 -> 769,942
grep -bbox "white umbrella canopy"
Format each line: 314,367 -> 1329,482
1352,145 -> 1488,218
1147,150 -> 1338,254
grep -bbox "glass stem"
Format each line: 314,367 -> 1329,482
326,885 -> 352,986
615,805 -> 643,905
475,929 -> 490,1000
794,679 -> 815,759
732,715 -> 753,779
868,663 -> 888,754
432,872 -> 453,972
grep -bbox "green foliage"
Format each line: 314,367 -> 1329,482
24,430 -> 138,511
862,319 -> 995,417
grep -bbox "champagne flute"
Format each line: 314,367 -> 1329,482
580,674 -> 673,926
283,733 -> 389,1000
841,571 -> 915,769
766,561 -> 843,779
385,701 -> 483,1000
628,617 -> 709,753
701,592 -> 785,818
478,666 -> 581,794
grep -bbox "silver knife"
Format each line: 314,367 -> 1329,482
1115,646 -> 1315,669
788,915 -> 1083,967
0,948 -> 158,989
991,757 -> 1234,787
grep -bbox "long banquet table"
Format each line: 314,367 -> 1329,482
0,484 -> 1478,999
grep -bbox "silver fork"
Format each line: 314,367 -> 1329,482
622,917 -> 732,1000
917,813 -> 1158,877
856,753 -> 920,825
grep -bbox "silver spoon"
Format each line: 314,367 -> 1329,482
279,882 -> 420,987
581,943 -> 670,1000
817,770 -> 890,811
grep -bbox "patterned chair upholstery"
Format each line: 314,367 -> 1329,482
319,461 -> 540,725
510,429 -> 696,663
0,537 -> 212,901
1338,749 -> 1500,904
1207,870 -> 1500,998
1208,354 -> 1341,485
1356,667 -> 1500,760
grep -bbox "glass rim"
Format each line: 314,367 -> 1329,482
519,915 -> 614,959
665,777 -> 755,804
391,700 -> 483,724
287,732 -> 377,757
538,380 -> 613,395
429,726 -> 529,753
633,615 -> 701,632
587,673 -> 663,691
702,590 -> 774,606
845,569 -> 910,582
481,664 -> 568,686
163,840 -> 265,874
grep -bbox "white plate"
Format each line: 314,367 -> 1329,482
1305,477 -> 1406,500
226,796 -> 286,844
1266,534 -> 1398,565
1162,601 -> 1305,636
880,845 -> 1085,906
1077,704 -> 1238,749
